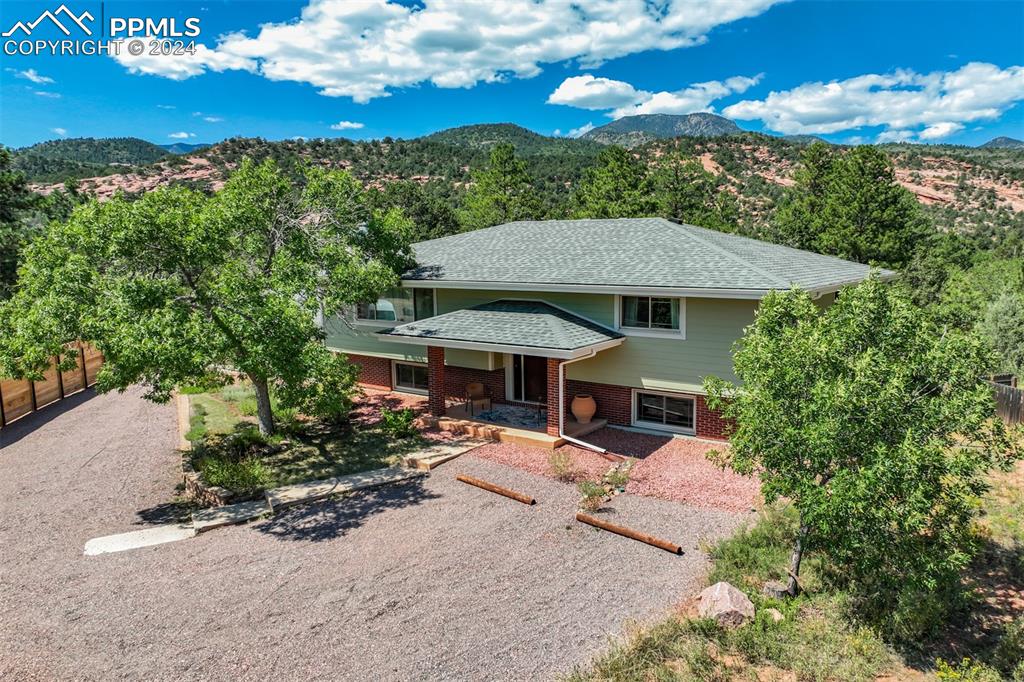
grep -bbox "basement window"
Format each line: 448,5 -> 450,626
632,390 -> 695,434
393,361 -> 429,395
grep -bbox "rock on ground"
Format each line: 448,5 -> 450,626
698,581 -> 755,627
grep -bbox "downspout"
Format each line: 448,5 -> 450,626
558,349 -> 607,453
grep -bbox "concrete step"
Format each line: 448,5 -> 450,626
265,466 -> 427,511
192,498 -> 272,532
403,440 -> 486,470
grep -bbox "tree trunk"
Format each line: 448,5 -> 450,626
250,375 -> 275,436
787,520 -> 808,596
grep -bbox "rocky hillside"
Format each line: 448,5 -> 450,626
980,136 -> 1024,150
12,137 -> 171,183
581,114 -> 741,147
21,125 -> 1024,238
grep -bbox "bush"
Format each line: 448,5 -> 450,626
935,658 -> 1002,682
238,398 -> 258,416
548,450 -> 579,482
603,462 -> 632,489
577,480 -> 605,511
380,407 -> 417,438
992,617 -> 1024,679
196,454 -> 271,492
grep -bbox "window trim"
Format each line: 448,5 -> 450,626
630,388 -> 696,435
355,288 -> 437,327
614,295 -> 686,339
391,360 -> 429,396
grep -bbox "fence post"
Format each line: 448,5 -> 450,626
29,380 -> 37,412
0,381 -> 6,427
79,343 -> 88,389
56,354 -> 65,399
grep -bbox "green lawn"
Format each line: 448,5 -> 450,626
184,382 -> 430,492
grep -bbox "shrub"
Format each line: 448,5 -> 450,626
604,462 -> 632,489
992,617 -> 1024,679
577,480 -> 606,511
380,407 -> 417,438
935,658 -> 1002,682
548,450 -> 578,482
238,398 -> 258,416
196,454 -> 271,492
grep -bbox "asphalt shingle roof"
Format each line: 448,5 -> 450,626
380,300 -> 623,351
405,218 -> 891,293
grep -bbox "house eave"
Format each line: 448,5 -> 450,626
378,333 -> 625,360
401,279 -> 774,300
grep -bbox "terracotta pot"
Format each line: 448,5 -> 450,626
571,394 -> 597,424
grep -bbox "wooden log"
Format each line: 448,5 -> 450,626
575,512 -> 683,555
456,474 -> 536,505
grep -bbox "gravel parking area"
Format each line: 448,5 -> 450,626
1,389 -> 750,681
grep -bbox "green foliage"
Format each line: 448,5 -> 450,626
571,146 -> 656,218
368,180 -> 460,242
979,291 -> 1024,376
458,143 -> 541,230
0,158 -> 412,437
548,449 -> 579,482
274,349 -> 359,425
771,143 -> 931,268
195,454 -> 272,492
706,504 -> 799,591
379,406 -> 417,439
603,463 -> 632,489
704,277 -> 1020,635
577,480 -> 605,511
934,658 -> 1002,682
12,136 -> 170,183
652,151 -> 738,230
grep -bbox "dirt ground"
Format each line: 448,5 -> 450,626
0,388 -> 751,681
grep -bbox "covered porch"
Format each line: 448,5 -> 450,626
379,300 -> 624,449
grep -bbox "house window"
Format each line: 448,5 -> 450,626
357,288 -> 434,324
633,390 -> 695,434
621,296 -> 680,330
393,361 -> 429,394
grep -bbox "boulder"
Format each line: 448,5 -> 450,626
698,581 -> 755,627
765,607 -> 784,623
762,580 -> 790,600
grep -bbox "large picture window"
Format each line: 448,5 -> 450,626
633,390 -> 695,433
621,296 -> 680,331
357,288 -> 434,323
393,361 -> 429,394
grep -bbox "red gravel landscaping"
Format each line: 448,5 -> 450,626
471,427 -> 761,513
351,389 -> 462,443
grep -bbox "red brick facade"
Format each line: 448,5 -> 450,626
564,379 -> 632,427
346,353 -> 392,390
696,394 -> 733,441
545,358 -> 562,436
348,351 -> 733,441
426,347 -> 446,416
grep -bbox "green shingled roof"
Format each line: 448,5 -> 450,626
379,300 -> 624,356
404,218 -> 892,294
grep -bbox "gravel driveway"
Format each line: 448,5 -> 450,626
1,388 -> 749,681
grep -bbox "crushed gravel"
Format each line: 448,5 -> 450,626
1,389 -> 751,681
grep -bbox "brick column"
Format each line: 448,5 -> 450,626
545,357 -> 562,437
427,346 -> 446,417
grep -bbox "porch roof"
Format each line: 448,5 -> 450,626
377,300 -> 624,359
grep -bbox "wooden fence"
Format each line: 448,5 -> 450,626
990,380 -> 1023,425
0,342 -> 103,428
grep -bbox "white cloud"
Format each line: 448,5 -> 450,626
156,104 -> 176,109
568,122 -> 595,138
168,131 -> 196,139
918,121 -> 965,140
547,75 -> 643,110
13,68 -> 55,84
330,120 -> 364,130
33,90 -> 60,98
111,0 -> 781,102
203,116 -> 224,123
876,129 -> 915,143
723,62 -> 1024,140
547,73 -> 761,119
51,127 -> 67,136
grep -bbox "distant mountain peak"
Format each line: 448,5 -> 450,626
980,136 -> 1024,149
580,113 -> 742,147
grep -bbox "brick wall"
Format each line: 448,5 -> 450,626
442,364 -> 506,404
564,379 -> 632,426
696,394 -> 733,441
427,347 -> 446,416
545,358 -> 562,436
346,353 -> 392,390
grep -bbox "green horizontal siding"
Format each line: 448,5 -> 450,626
566,297 -> 756,394
445,348 -> 501,370
435,289 -> 615,326
323,316 -> 426,362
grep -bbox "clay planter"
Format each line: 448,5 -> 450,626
571,394 -> 597,424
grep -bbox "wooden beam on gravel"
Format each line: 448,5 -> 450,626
575,512 -> 683,555
456,474 -> 536,505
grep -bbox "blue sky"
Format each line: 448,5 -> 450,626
1,0 -> 1022,148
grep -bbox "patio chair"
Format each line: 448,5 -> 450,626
465,382 -> 491,416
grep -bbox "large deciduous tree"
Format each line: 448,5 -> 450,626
458,143 -> 539,230
704,278 -> 1018,620
771,143 -> 930,268
0,159 -> 414,435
